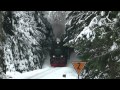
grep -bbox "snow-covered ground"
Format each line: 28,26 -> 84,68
6,52 -> 82,79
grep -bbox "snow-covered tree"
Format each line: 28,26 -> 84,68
0,11 -> 7,79
65,11 -> 120,79
3,11 -> 53,73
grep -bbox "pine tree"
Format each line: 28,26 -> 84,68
2,11 -> 14,36
0,11 -> 7,79
3,11 -> 53,73
65,11 -> 120,79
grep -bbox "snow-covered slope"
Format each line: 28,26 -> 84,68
6,52 -> 83,79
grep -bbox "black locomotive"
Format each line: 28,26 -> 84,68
50,38 -> 69,67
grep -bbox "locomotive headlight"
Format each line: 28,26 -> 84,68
53,55 -> 55,58
61,55 -> 63,57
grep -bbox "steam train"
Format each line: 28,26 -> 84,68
50,39 -> 69,67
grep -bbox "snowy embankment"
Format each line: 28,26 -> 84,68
6,53 -> 82,79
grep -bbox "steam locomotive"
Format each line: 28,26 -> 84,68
50,38 -> 69,67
